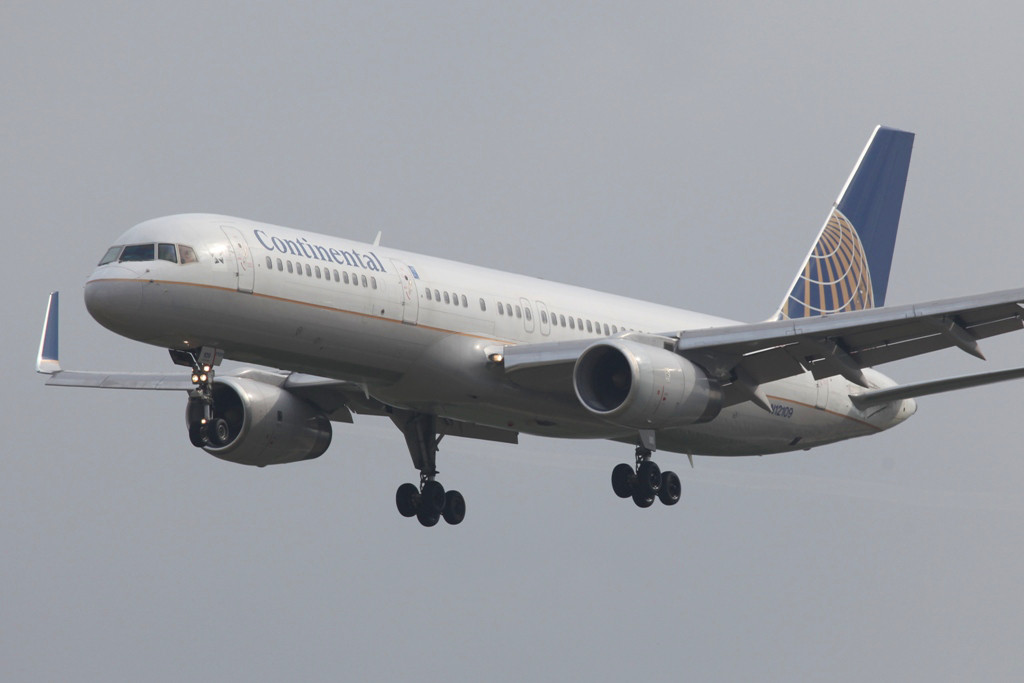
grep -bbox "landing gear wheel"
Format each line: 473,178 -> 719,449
636,460 -> 662,497
396,483 -> 419,518
416,508 -> 441,527
188,421 -> 206,448
420,480 -> 446,515
209,418 -> 231,447
658,471 -> 681,506
611,463 -> 635,498
442,490 -> 466,525
632,489 -> 655,508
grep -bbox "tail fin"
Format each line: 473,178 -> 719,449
774,126 -> 915,320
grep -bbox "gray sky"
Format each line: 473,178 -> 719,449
4,2 -> 1024,681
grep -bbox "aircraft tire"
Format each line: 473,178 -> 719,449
611,463 -> 634,498
442,490 -> 466,525
632,489 -> 655,508
396,483 -> 419,517
636,460 -> 662,497
188,421 -> 206,448
420,480 -> 446,515
417,508 -> 441,527
658,471 -> 681,506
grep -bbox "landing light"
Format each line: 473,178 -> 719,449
488,353 -> 504,363
191,374 -> 199,383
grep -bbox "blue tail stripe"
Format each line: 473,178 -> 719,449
835,127 -> 915,307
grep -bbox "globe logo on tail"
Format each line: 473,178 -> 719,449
779,209 -> 874,320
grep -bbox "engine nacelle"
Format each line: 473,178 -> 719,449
573,339 -> 722,429
185,376 -> 332,466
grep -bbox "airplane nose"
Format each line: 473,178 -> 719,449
84,277 -> 142,332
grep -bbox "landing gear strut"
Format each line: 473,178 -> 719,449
391,412 -> 466,527
178,347 -> 223,448
611,444 -> 681,508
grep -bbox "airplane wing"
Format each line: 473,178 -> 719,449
501,287 -> 1024,404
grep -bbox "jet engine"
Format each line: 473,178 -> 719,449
185,376 -> 332,466
573,339 -> 722,429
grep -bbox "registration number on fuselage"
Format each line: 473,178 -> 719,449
770,403 -> 794,419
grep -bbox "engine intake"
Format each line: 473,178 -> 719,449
573,339 -> 721,429
186,376 -> 332,466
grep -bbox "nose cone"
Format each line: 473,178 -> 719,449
84,276 -> 143,334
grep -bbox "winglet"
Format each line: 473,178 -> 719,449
36,291 -> 62,374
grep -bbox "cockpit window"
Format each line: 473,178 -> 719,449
120,244 -> 155,262
158,243 -> 177,263
179,245 -> 198,264
98,246 -> 122,265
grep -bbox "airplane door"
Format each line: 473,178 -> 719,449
390,259 -> 420,324
221,225 -> 255,293
520,297 -> 535,333
535,300 -> 551,336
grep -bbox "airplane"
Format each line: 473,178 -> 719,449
36,125 -> 1024,527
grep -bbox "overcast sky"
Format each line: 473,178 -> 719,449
5,2 -> 1024,681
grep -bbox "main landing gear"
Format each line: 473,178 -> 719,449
611,444 -> 682,508
391,412 -> 466,527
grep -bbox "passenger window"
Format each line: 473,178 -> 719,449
361,275 -> 368,287
560,315 -> 566,327
315,266 -> 321,279
98,246 -> 122,265
550,313 -> 558,326
612,325 -> 618,334
604,324 -> 610,335
497,301 -> 504,315
450,292 -> 458,305
460,294 -> 467,307
178,245 -> 198,264
426,288 -> 432,301
540,311 -> 548,324
333,269 -> 339,282
265,256 -> 273,269
352,272 -> 359,286
515,306 -> 522,319
569,317 -> 575,329
371,277 -> 377,289
120,243 -> 155,262
287,261 -> 294,274
159,244 -> 178,263
434,289 -> 440,301
577,318 -> 583,330
444,292 -> 451,304
343,271 -> 349,284
586,320 -> 593,333
277,259 -> 283,271
525,308 -> 532,321
479,298 -> 486,311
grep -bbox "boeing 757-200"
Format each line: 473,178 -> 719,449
36,126 -> 1024,526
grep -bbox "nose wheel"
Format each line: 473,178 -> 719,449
611,445 -> 681,507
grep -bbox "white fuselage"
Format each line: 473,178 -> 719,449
84,214 -> 915,457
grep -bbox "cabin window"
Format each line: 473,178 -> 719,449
265,256 -> 273,269
540,311 -> 548,324
426,289 -> 433,301
98,246 -> 122,265
460,294 -> 467,307
612,325 -> 618,334
586,320 -> 593,333
159,244 -> 178,263
569,317 -> 575,329
434,289 -> 440,301
450,292 -> 458,305
315,266 -> 321,279
550,313 -> 558,327
343,271 -> 349,284
497,301 -> 504,315
277,259 -> 284,271
479,298 -> 486,311
361,275 -> 368,287
352,273 -> 359,286
444,292 -> 451,304
305,264 -> 312,277
603,323 -> 610,335
179,245 -> 198,264
525,307 -> 532,321
371,277 -> 377,289
287,261 -> 294,274
333,269 -> 340,282
120,243 -> 155,262
515,305 -> 522,319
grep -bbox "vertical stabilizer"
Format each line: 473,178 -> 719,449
775,126 -> 915,320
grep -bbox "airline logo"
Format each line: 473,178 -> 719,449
252,229 -> 387,273
779,209 -> 874,319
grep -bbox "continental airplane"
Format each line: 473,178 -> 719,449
36,126 -> 1024,526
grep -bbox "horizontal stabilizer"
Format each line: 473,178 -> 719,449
850,366 -> 1024,409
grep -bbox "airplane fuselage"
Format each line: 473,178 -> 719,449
84,214 -> 915,457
